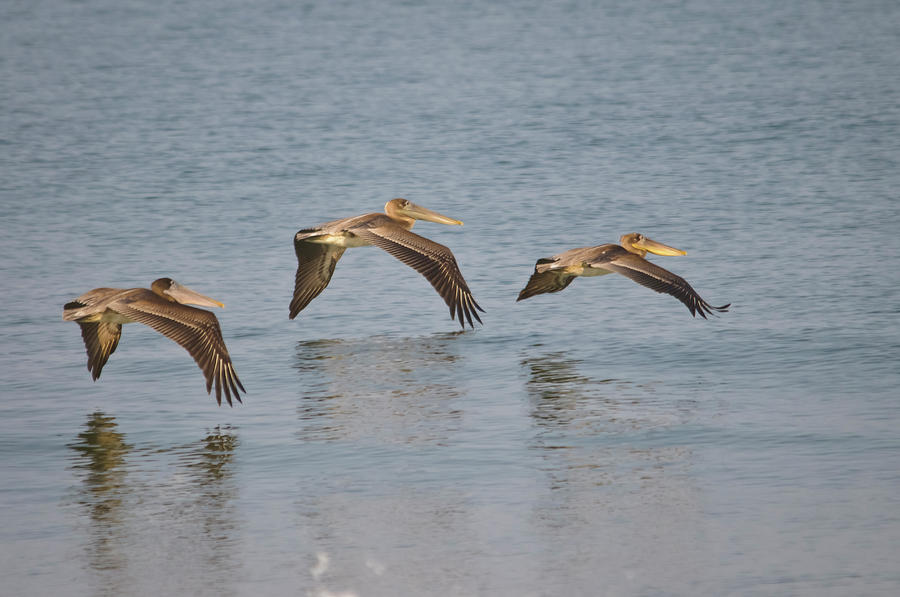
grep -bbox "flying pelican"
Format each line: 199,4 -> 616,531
290,198 -> 484,328
63,278 -> 245,405
516,233 -> 729,318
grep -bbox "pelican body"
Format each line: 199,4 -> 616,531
517,233 -> 729,318
290,198 -> 484,328
63,278 -> 245,405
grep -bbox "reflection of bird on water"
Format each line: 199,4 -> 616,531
517,233 -> 729,318
69,412 -> 132,517
63,278 -> 245,405
290,199 -> 484,328
293,334 -> 465,444
522,353 -> 606,425
68,412 -> 134,582
184,427 -> 239,483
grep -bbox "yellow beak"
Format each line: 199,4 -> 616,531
165,282 -> 225,308
634,237 -> 687,256
402,202 -> 463,226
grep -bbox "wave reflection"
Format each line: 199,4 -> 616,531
68,412 -> 133,580
523,351 -> 681,436
68,414 -> 240,595
293,333 -> 466,445
520,351 -> 706,590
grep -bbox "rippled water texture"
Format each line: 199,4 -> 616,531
2,0 -> 900,595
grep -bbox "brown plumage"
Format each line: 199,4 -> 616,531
517,233 -> 729,318
290,199 -> 484,328
63,278 -> 245,405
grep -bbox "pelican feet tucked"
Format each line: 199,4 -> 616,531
63,278 -> 245,406
290,198 -> 484,328
517,233 -> 729,318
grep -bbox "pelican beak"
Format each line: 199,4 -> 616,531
634,237 -> 687,256
165,282 -> 226,308
402,202 -> 464,226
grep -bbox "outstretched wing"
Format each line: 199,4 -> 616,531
113,292 -> 245,405
290,235 -> 346,319
75,320 -> 122,380
352,224 -> 484,328
600,253 -> 729,318
516,258 -> 578,301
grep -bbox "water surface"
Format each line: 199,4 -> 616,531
2,0 -> 900,595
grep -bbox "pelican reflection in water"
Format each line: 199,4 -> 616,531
517,233 -> 729,318
293,334 -> 465,445
69,413 -> 240,587
290,199 -> 484,328
63,278 -> 245,405
68,412 -> 132,579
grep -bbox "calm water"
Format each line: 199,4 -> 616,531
2,0 -> 900,595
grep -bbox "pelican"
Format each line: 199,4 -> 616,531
290,198 -> 484,328
63,278 -> 245,405
516,233 -> 729,318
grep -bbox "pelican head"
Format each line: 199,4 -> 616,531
384,198 -> 463,228
619,233 -> 687,258
151,278 -> 225,308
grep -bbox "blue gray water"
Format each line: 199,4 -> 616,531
2,0 -> 900,595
